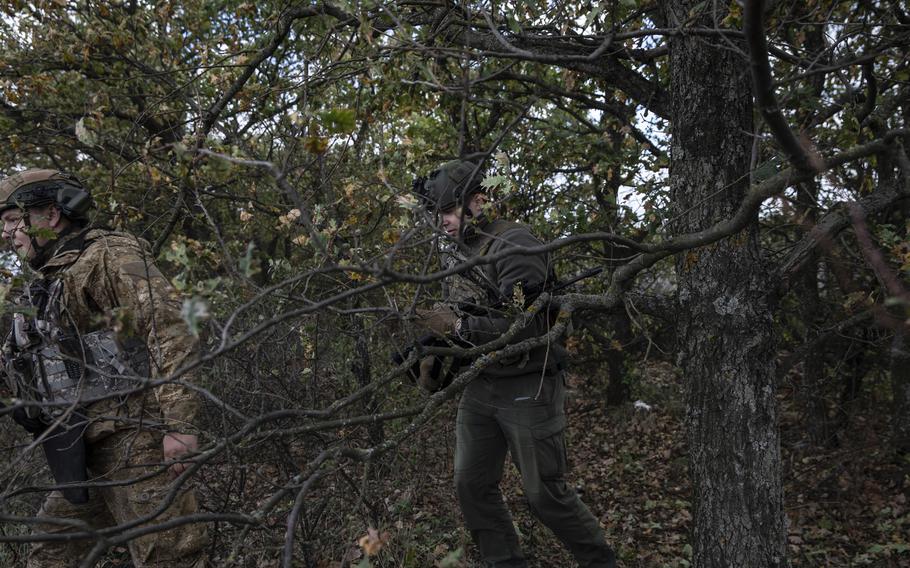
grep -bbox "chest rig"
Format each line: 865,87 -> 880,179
3,244 -> 149,418
441,244 -> 498,310
441,219 -> 525,312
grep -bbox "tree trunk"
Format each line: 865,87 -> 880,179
891,329 -> 910,456
604,311 -> 632,406
666,1 -> 787,566
795,181 -> 831,445
352,315 -> 384,446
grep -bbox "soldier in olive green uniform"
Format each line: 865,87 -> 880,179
413,161 -> 616,567
0,170 -> 208,567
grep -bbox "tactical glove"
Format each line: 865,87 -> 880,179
414,305 -> 459,337
418,355 -> 444,392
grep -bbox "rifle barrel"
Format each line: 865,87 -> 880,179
552,266 -> 604,293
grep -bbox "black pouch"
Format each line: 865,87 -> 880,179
41,411 -> 90,504
15,407 -> 90,505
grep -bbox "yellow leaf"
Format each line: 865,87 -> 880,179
357,528 -> 388,556
277,208 -> 301,228
304,136 -> 328,154
382,229 -> 399,244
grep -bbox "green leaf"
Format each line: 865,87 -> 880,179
181,297 -> 210,337
164,241 -> 190,268
438,547 -> 464,568
26,227 -> 58,241
319,108 -> 357,134
481,174 -> 507,190
507,15 -> 522,34
752,156 -> 782,183
239,241 -> 258,278
75,117 -> 98,146
9,305 -> 38,317
584,4 -> 603,28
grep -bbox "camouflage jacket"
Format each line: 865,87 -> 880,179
30,228 -> 199,430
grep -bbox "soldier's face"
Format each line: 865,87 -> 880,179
1,206 -> 55,259
439,193 -> 486,238
439,206 -> 464,237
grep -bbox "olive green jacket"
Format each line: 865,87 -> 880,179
445,217 -> 566,403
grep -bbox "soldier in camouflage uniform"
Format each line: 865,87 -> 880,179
0,169 -> 208,567
413,161 -> 616,567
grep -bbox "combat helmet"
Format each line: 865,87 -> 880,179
414,160 -> 484,211
0,169 -> 93,223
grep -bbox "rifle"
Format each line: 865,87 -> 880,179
391,266 -> 604,390
2,377 -> 90,504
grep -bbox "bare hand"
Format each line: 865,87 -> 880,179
163,432 -> 198,477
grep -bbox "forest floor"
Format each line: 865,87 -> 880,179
328,360 -> 910,568
4,359 -> 906,567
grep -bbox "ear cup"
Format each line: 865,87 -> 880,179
56,185 -> 93,219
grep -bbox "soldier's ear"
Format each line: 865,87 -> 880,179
46,204 -> 65,228
467,192 -> 487,215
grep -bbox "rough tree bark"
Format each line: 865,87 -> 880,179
892,330 -> 910,456
666,1 -> 787,566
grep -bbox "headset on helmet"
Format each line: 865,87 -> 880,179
414,160 -> 484,212
0,169 -> 93,223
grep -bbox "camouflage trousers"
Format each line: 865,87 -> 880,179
27,424 -> 208,568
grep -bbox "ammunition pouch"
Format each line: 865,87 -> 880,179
7,328 -> 148,505
8,276 -> 150,410
23,330 -> 149,411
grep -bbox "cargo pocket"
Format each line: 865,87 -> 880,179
531,413 -> 567,480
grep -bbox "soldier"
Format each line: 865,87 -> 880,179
412,161 -> 617,567
0,169 -> 208,567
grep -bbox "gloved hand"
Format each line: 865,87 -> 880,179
418,355 -> 443,392
12,405 -> 47,434
414,305 -> 459,337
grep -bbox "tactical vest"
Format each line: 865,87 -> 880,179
442,219 -> 525,310
4,235 -> 150,417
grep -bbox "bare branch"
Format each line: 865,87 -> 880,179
778,136 -> 910,292
745,0 -> 821,173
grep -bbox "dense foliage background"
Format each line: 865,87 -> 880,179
1,1 -> 908,566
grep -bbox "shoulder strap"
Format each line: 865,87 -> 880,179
43,227 -> 110,272
478,220 -> 525,256
56,227 -> 96,256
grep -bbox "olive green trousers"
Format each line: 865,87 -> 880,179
454,376 -> 616,567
